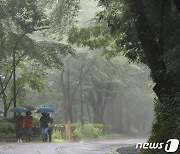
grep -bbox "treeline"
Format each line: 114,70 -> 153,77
26,52 -> 154,136
1,0 -> 154,138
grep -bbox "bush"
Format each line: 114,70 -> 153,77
52,130 -> 61,140
32,116 -> 40,126
0,117 -> 14,123
0,119 -> 16,139
71,123 -> 106,141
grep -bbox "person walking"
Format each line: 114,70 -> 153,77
15,113 -> 24,143
24,111 -> 33,142
40,113 -> 48,142
47,113 -> 53,142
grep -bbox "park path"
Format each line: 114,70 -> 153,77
0,138 -> 145,154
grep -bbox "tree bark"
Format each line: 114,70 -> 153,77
67,63 -> 73,123
174,0 -> 180,12
80,83 -> 84,127
128,0 -> 178,102
128,0 -> 179,142
86,101 -> 91,123
0,77 -> 7,117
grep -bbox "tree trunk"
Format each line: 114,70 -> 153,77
116,101 -> 123,133
3,107 -> 8,117
67,64 -> 73,123
93,111 -> 104,124
80,83 -> 84,127
86,101 -> 91,123
174,0 -> 180,12
60,70 -> 68,122
0,77 -> 7,117
89,91 -> 105,124
128,0 -> 179,143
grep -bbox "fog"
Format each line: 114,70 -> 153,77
24,52 -> 154,137
0,0 -> 155,139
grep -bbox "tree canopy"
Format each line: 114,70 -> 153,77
1,1 -> 179,151
68,0 -> 180,153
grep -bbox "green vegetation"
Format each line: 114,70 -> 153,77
0,118 -> 15,140
0,1 -> 179,153
71,123 -> 108,141
67,0 -> 180,153
0,0 -> 153,138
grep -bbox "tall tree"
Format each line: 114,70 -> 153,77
68,0 -> 180,152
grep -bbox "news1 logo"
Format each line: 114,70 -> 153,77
136,139 -> 179,153
165,139 -> 179,152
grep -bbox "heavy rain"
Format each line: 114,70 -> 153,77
0,0 -> 179,154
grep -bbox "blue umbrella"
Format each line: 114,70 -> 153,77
10,107 -> 28,113
35,107 -> 54,113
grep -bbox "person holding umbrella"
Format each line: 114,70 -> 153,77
36,106 -> 54,142
40,113 -> 49,142
47,113 -> 53,142
24,111 -> 33,142
10,107 -> 28,143
15,113 -> 24,143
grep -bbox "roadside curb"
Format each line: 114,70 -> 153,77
106,145 -> 130,154
116,145 -> 142,154
0,143 -> 15,148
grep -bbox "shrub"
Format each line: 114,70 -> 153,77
52,130 -> 61,140
32,116 -> 40,126
71,123 -> 106,141
0,119 -> 16,139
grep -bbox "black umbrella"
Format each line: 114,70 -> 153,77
24,105 -> 36,111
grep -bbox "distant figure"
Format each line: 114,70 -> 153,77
15,113 -> 24,143
24,111 -> 33,142
40,113 -> 48,142
47,113 -> 53,142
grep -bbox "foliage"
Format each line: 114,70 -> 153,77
0,0 -> 76,117
71,123 -> 104,141
0,118 -> 15,139
1,0 -> 155,141
67,0 -> 180,151
52,130 -> 61,141
49,0 -> 80,36
6,0 -> 45,33
32,116 -> 40,126
68,2 -> 145,62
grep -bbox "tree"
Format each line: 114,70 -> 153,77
60,54 -> 96,122
68,0 -> 180,152
125,1 -> 180,149
0,0 -> 77,117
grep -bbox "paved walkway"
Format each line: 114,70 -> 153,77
0,142 -> 14,147
117,146 -> 141,154
0,139 -> 145,154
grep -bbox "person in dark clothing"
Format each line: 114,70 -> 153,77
15,113 -> 24,143
40,113 -> 48,142
47,113 -> 53,142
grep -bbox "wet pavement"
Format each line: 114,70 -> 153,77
0,138 -> 145,154
117,146 -> 141,154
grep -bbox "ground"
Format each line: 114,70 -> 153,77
0,138 -> 145,154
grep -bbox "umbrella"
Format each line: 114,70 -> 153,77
24,105 -> 36,111
10,107 -> 28,113
35,107 -> 54,113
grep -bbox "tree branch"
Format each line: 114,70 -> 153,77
0,53 -> 25,95
65,58 -> 96,115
